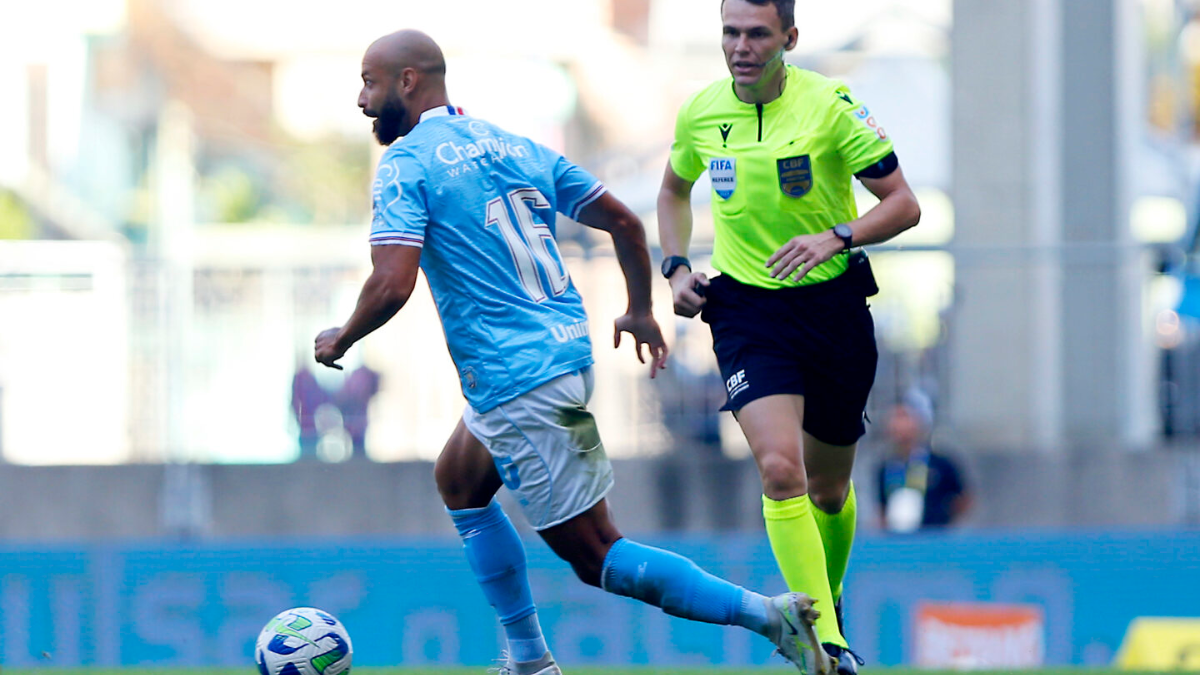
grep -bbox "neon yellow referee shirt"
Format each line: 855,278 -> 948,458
670,65 -> 895,288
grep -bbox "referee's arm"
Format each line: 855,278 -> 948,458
657,162 -> 709,318
658,162 -> 695,261
844,164 -> 921,247
768,161 -> 921,282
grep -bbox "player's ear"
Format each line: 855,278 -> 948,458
784,27 -> 798,51
399,67 -> 418,93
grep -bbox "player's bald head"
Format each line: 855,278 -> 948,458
365,30 -> 446,77
358,30 -> 452,145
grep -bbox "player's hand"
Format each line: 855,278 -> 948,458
669,269 -> 709,318
767,230 -> 844,281
314,327 -> 347,371
614,312 -> 669,379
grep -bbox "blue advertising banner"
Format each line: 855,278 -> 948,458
0,530 -> 1197,667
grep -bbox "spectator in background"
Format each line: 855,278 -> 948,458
291,362 -> 329,460
876,389 -> 971,532
656,329 -> 725,457
335,363 -> 380,460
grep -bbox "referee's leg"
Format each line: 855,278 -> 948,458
804,432 -> 859,620
735,394 -> 848,649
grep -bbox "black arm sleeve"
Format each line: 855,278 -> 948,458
854,151 -> 899,180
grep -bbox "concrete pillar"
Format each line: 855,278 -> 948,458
1058,0 -> 1154,449
949,0 -> 1151,452
949,0 -> 1064,451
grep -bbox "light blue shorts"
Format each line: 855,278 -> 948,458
462,367 -> 614,530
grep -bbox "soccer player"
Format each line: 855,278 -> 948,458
656,1 -> 922,673
315,29 -> 827,675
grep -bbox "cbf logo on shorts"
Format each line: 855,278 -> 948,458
726,369 -> 749,399
709,157 -> 736,199
777,155 -> 813,197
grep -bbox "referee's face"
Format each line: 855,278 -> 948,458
721,0 -> 795,89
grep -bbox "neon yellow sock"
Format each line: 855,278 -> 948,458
808,480 -> 858,601
762,494 -> 846,648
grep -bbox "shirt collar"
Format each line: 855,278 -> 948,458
418,105 -> 465,123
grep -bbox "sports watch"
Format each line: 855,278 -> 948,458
661,256 -> 691,279
832,223 -> 854,251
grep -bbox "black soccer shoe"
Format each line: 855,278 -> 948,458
823,643 -> 865,675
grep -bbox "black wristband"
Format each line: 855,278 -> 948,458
661,256 -> 691,279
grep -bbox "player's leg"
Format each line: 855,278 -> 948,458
538,498 -> 830,674
795,293 -> 877,674
804,431 -> 859,673
803,432 -> 857,614
436,418 -> 504,510
532,492 -> 620,585
473,368 -> 828,672
435,420 -> 555,673
539,500 -> 769,631
495,367 -> 765,631
735,394 -> 847,652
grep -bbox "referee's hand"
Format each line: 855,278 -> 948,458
767,231 -> 844,281
669,270 -> 709,318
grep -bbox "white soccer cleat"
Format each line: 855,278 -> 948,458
491,665 -> 561,675
490,650 -> 562,675
766,592 -> 834,675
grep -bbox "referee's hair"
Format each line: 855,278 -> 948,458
721,0 -> 796,31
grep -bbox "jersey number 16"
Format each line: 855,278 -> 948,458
486,188 -> 569,303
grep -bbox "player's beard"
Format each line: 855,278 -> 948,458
372,94 -> 409,145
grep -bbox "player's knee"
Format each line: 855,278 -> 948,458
539,501 -> 622,587
569,557 -> 605,588
552,545 -> 606,587
756,448 -> 807,498
433,456 -> 459,498
808,481 -> 850,514
545,532 -> 617,588
434,456 -> 482,510
807,466 -> 852,513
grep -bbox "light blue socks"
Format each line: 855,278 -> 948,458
600,538 -> 771,635
449,500 -> 548,662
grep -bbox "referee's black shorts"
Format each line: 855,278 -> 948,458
700,271 -> 878,446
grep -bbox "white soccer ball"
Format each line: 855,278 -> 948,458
255,607 -> 353,675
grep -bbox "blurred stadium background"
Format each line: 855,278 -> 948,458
2,0 -> 1200,670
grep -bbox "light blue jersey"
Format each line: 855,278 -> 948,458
370,106 -> 605,412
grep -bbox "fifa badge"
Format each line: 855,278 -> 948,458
709,157 -> 736,200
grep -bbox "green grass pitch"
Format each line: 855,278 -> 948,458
0,669 -> 1150,674
0,662 -> 1152,667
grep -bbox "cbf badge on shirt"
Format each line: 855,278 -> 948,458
709,157 -> 736,199
777,155 -> 813,197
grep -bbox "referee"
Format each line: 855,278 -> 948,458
656,1 -> 921,673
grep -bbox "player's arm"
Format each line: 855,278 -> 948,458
657,162 -> 710,318
314,245 -> 421,370
575,192 -> 668,378
767,161 -> 921,281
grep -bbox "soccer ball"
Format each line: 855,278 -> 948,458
255,607 -> 353,675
